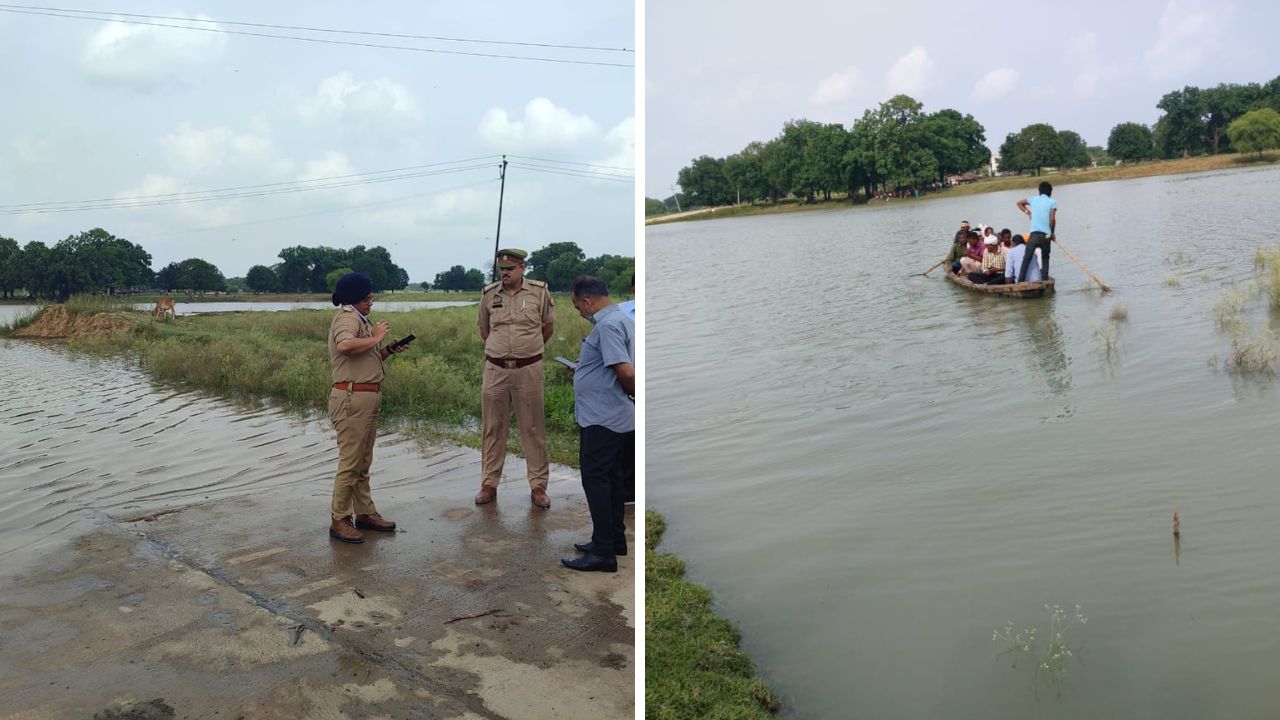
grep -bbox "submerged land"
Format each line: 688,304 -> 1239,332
646,152 -> 1280,226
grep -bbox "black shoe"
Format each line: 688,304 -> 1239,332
574,540 -> 627,557
560,552 -> 617,573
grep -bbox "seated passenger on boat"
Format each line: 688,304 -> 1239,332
967,233 -> 1006,284
958,231 -> 985,274
1004,235 -> 1043,283
946,232 -> 969,274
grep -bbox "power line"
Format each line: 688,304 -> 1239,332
0,164 -> 500,215
0,6 -> 633,68
506,154 -> 634,172
507,163 -> 634,183
0,156 -> 502,211
0,4 -> 633,53
507,160 -> 633,180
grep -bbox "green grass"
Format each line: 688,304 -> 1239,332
64,294 -> 139,315
55,297 -> 592,466
646,510 -> 780,719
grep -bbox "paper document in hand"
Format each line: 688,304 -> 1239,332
554,356 -> 577,370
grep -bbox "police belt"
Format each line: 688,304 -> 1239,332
486,354 -> 542,369
334,381 -> 381,392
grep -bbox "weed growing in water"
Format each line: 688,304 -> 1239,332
1225,329 -> 1278,375
1108,305 -> 1129,322
1163,275 -> 1181,288
994,604 -> 1087,701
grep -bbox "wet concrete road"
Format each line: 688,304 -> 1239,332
0,344 -> 634,719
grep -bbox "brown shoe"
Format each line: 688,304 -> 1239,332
531,487 -> 551,510
329,517 -> 364,544
474,485 -> 497,505
354,513 -> 396,532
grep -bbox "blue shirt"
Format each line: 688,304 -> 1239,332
573,303 -> 635,432
617,299 -> 636,321
1026,194 -> 1057,234
1005,244 -> 1042,282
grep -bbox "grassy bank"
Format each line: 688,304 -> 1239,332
646,510 -> 779,719
6,298 -> 593,466
647,151 -> 1280,226
0,291 -> 482,304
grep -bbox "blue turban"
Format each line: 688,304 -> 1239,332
332,272 -> 373,306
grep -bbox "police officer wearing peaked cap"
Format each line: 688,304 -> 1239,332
475,248 -> 555,509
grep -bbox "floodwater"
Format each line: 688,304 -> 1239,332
0,300 -> 473,326
647,165 -> 1280,718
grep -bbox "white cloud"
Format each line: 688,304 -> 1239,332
971,68 -> 1020,102
1145,0 -> 1228,81
885,46 -> 933,96
80,12 -> 226,91
115,173 -> 241,228
299,72 -> 423,134
811,66 -> 865,105
159,120 -> 291,176
298,151 -> 371,203
478,98 -> 599,151
12,134 -> 53,166
602,116 -> 635,171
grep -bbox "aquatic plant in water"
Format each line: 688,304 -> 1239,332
994,604 -> 1087,700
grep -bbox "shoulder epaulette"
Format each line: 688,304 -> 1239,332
526,279 -> 548,288
483,281 -> 501,292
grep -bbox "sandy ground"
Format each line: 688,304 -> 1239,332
0,449 -> 634,720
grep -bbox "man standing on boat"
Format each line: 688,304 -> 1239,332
1016,181 -> 1056,282
1005,235 -> 1042,283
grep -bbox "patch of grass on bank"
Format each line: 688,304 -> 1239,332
64,294 -> 139,315
646,510 -> 779,719
59,298 -> 591,466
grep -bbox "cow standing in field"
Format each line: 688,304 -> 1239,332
152,297 -> 176,320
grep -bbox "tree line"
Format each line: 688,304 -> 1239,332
653,75 -> 1280,213
429,242 -> 635,294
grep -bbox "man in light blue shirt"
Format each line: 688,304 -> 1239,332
561,276 -> 635,573
1015,181 -> 1057,282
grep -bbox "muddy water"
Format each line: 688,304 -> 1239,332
0,341 -> 427,570
647,165 -> 1280,718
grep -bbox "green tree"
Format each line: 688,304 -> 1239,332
19,241 -> 52,299
922,109 -> 990,184
676,155 -> 731,207
433,265 -> 469,292
462,268 -> 485,291
245,264 -> 279,293
1226,108 -> 1280,156
156,258 -> 226,293
645,198 -> 667,216
1057,130 -> 1092,168
999,124 -> 1064,175
1202,82 -> 1264,153
1107,122 -> 1155,162
0,236 -> 19,299
527,242 -> 587,291
1156,86 -> 1207,158
326,267 -> 355,293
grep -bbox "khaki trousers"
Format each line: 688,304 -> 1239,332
329,388 -> 380,520
480,359 -> 550,489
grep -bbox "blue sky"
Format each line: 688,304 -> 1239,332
0,2 -> 634,280
646,0 -> 1279,196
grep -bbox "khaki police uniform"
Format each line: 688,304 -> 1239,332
477,277 -> 554,489
328,306 -> 385,520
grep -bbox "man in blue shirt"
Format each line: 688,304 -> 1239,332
617,273 -> 636,321
1016,181 -> 1057,282
561,276 -> 635,573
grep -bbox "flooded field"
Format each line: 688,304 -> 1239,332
647,165 -> 1280,718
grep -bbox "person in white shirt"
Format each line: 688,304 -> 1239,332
1004,235 -> 1042,284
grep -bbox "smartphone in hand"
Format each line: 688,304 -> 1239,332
389,334 -> 416,351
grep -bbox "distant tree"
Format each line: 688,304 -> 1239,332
325,267 -> 355,293
585,254 -> 634,294
1201,82 -> 1265,153
1057,130 -> 1092,168
999,124 -> 1064,175
433,265 -> 474,292
19,241 -> 52,299
0,236 -> 19,299
224,276 -> 248,294
644,198 -> 667,216
922,108 -> 990,184
245,264 -> 279,293
418,281 -> 431,291
676,155 -> 731,207
1156,86 -> 1207,158
1107,122 -> 1155,162
155,258 -> 226,293
1226,108 -> 1280,156
527,242 -> 587,291
462,268 -> 485,291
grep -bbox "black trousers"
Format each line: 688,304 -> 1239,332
579,424 -> 635,557
1018,231 -> 1050,282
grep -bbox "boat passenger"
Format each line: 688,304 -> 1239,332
967,233 -> 1006,284
959,231 -> 985,274
945,232 -> 969,274
1004,235 -> 1042,284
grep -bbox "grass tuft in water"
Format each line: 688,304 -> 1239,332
1108,305 -> 1129,322
1163,275 -> 1181,288
1225,329 -> 1278,375
994,604 -> 1087,701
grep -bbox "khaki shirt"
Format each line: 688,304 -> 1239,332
477,278 -> 553,358
329,307 -> 385,384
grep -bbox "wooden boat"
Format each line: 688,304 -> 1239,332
944,271 -> 1055,298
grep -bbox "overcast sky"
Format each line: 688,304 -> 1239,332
646,0 -> 1279,197
0,2 -> 634,281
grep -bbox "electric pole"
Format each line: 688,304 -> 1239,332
491,156 -> 508,282
670,185 -> 681,212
